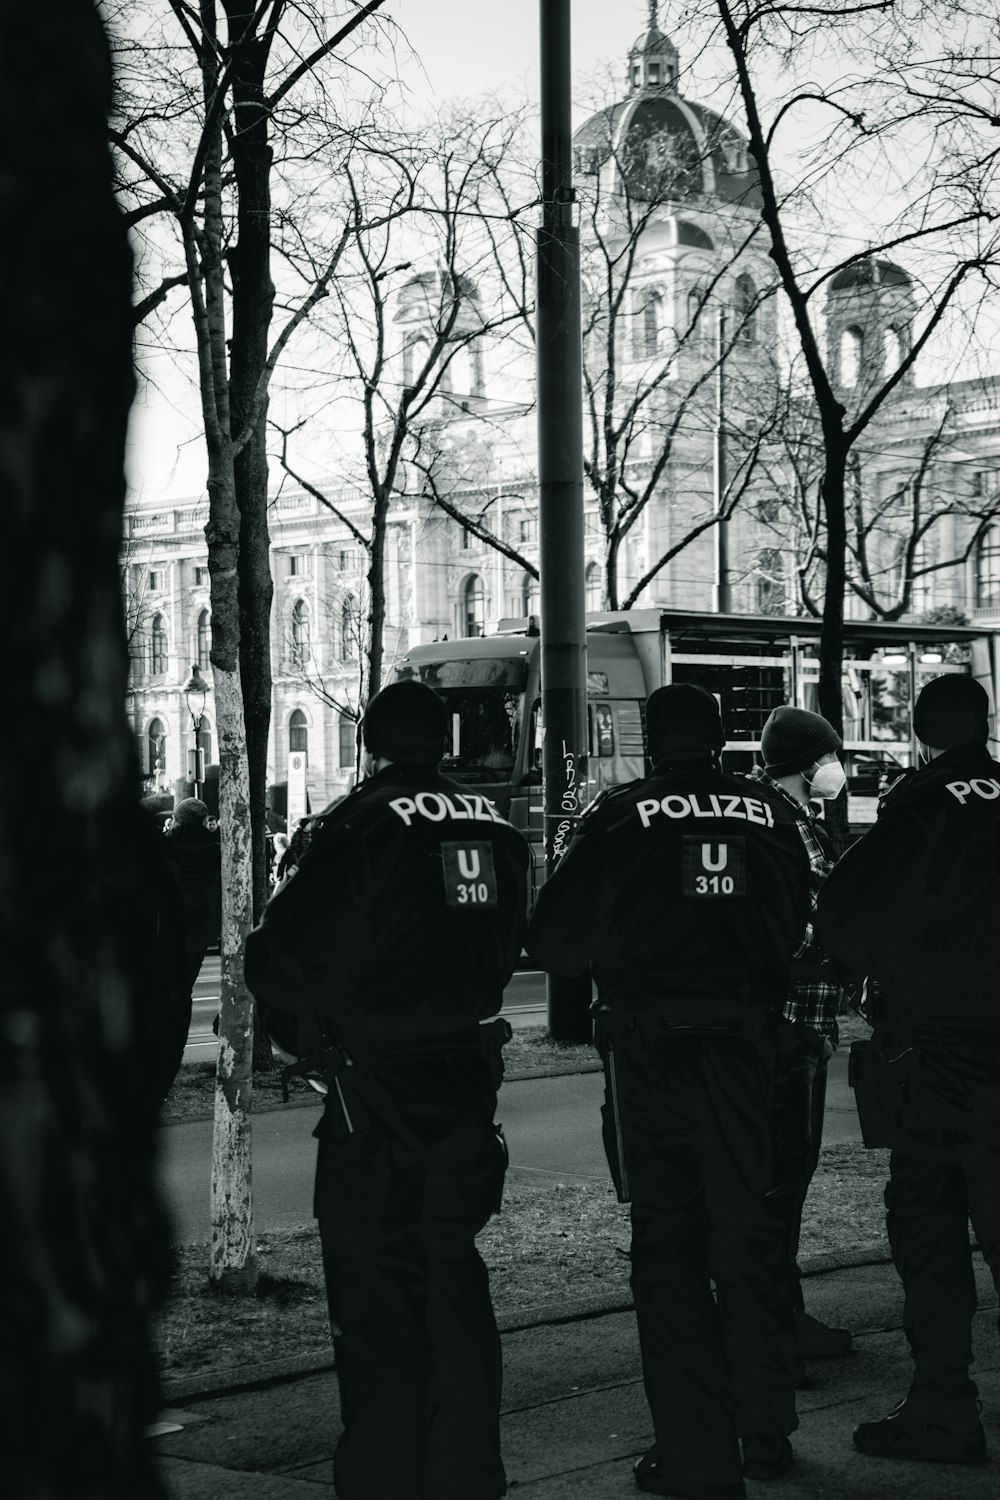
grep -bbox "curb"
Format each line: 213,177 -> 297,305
159,1062 -> 604,1128
160,1245 -> 896,1407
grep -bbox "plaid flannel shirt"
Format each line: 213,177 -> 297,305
747,765 -> 843,1044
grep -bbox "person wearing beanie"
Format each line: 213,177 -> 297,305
528,682 -> 812,1493
163,794 -> 222,1003
747,707 -> 852,1364
245,677 -> 529,1500
817,673 -> 1000,1466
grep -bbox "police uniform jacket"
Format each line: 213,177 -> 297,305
244,763 -> 529,1047
815,744 -> 1000,1024
526,765 -> 810,1020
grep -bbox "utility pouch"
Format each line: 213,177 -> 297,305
597,1030 -> 631,1205
848,1038 -> 909,1148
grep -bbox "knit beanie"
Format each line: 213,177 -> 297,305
760,706 -> 843,778
646,684 -> 725,765
172,797 -> 210,826
362,680 -> 448,765
913,674 -> 989,749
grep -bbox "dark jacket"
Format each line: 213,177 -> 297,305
815,745 -> 1000,1021
244,764 -> 529,1043
526,764 -> 811,1020
134,812 -> 191,1110
163,822 -> 222,959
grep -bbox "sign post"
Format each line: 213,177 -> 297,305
287,751 -> 308,832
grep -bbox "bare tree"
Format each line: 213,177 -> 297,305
108,0 -> 391,1293
109,0 -> 391,923
762,389 -> 1000,620
674,0 -> 1000,841
277,104 -> 536,703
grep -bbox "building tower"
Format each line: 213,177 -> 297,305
825,256 -> 917,408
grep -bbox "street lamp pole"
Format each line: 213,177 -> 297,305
182,663 -> 210,801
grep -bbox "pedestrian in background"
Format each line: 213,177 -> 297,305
245,681 -> 529,1500
817,673 -> 1000,1466
528,684 -> 810,1500
163,796 -> 222,1003
137,801 -> 191,1109
747,706 -> 854,1364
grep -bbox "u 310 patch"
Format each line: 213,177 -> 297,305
441,841 -> 498,909
682,835 -> 746,897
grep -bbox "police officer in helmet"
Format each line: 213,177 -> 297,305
528,684 -> 811,1500
245,680 -> 529,1500
817,673 -> 1000,1466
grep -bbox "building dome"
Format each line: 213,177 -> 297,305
574,7 -> 762,210
827,257 -> 911,294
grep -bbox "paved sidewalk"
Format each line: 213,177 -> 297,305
152,1253 -> 999,1499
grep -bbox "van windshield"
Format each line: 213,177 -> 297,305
395,657 -> 528,781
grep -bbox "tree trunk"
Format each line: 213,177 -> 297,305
605,529 -> 621,612
227,11 -> 276,937
0,3 -> 165,1491
366,484 -> 390,699
818,449 -> 849,851
210,662 -> 257,1290
193,4 -> 258,1291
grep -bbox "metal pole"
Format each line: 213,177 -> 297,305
537,0 -> 590,1042
714,307 -> 732,613
193,711 -> 204,801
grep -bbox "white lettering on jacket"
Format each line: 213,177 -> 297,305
945,777 -> 1000,805
388,791 -> 505,827
636,793 -> 775,829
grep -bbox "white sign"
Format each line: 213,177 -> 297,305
287,751 -> 308,829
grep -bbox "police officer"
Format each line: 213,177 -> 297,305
748,707 -> 853,1362
245,680 -> 529,1500
527,684 -> 810,1500
816,673 -> 1000,1466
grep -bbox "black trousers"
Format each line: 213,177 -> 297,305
313,1052 -> 507,1500
768,1023 -> 833,1312
603,1021 -> 797,1489
878,1025 -> 1000,1428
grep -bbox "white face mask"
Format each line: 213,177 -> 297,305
807,760 -> 846,801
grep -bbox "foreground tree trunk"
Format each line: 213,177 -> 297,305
186,0 -> 257,1293
0,3 -> 165,1493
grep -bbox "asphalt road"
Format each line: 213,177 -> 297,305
160,964 -> 863,1244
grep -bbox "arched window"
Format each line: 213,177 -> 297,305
840,325 -> 864,389
150,613 -> 167,675
634,287 -> 661,359
686,285 -> 706,342
461,574 -> 486,637
288,709 -> 308,754
147,718 -> 166,777
883,325 -> 902,375
339,597 -> 357,661
338,713 -> 356,769
291,600 -> 311,665
523,572 -> 540,617
734,273 -> 756,343
196,609 -> 211,670
585,561 -> 602,612
756,548 -> 785,615
976,524 -> 1000,608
